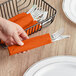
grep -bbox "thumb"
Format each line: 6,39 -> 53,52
13,32 -> 24,46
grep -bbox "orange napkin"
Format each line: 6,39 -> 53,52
8,33 -> 52,55
14,13 -> 34,29
9,12 -> 27,22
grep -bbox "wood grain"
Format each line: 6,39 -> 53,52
0,0 -> 76,76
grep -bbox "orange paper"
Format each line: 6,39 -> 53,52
14,13 -> 34,28
8,33 -> 52,55
9,12 -> 27,22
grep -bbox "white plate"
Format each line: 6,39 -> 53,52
23,56 -> 76,76
62,0 -> 76,23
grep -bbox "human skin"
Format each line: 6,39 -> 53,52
0,17 -> 29,46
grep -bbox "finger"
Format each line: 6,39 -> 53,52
4,37 -> 14,46
6,42 -> 14,46
21,30 -> 29,39
13,32 -> 24,46
18,26 -> 29,39
19,37 -> 23,41
9,37 -> 17,45
20,32 -> 29,40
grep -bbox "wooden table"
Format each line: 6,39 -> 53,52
0,0 -> 76,76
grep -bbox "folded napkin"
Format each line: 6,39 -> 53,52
14,13 -> 34,29
9,12 -> 27,22
8,33 -> 52,55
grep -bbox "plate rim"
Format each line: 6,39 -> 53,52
62,0 -> 76,24
23,56 -> 76,76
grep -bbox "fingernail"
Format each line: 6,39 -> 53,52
20,42 -> 24,46
27,36 -> 29,39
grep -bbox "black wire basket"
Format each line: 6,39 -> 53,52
0,0 -> 56,47
0,0 -> 56,33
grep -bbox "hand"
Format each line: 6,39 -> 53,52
0,17 -> 29,46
